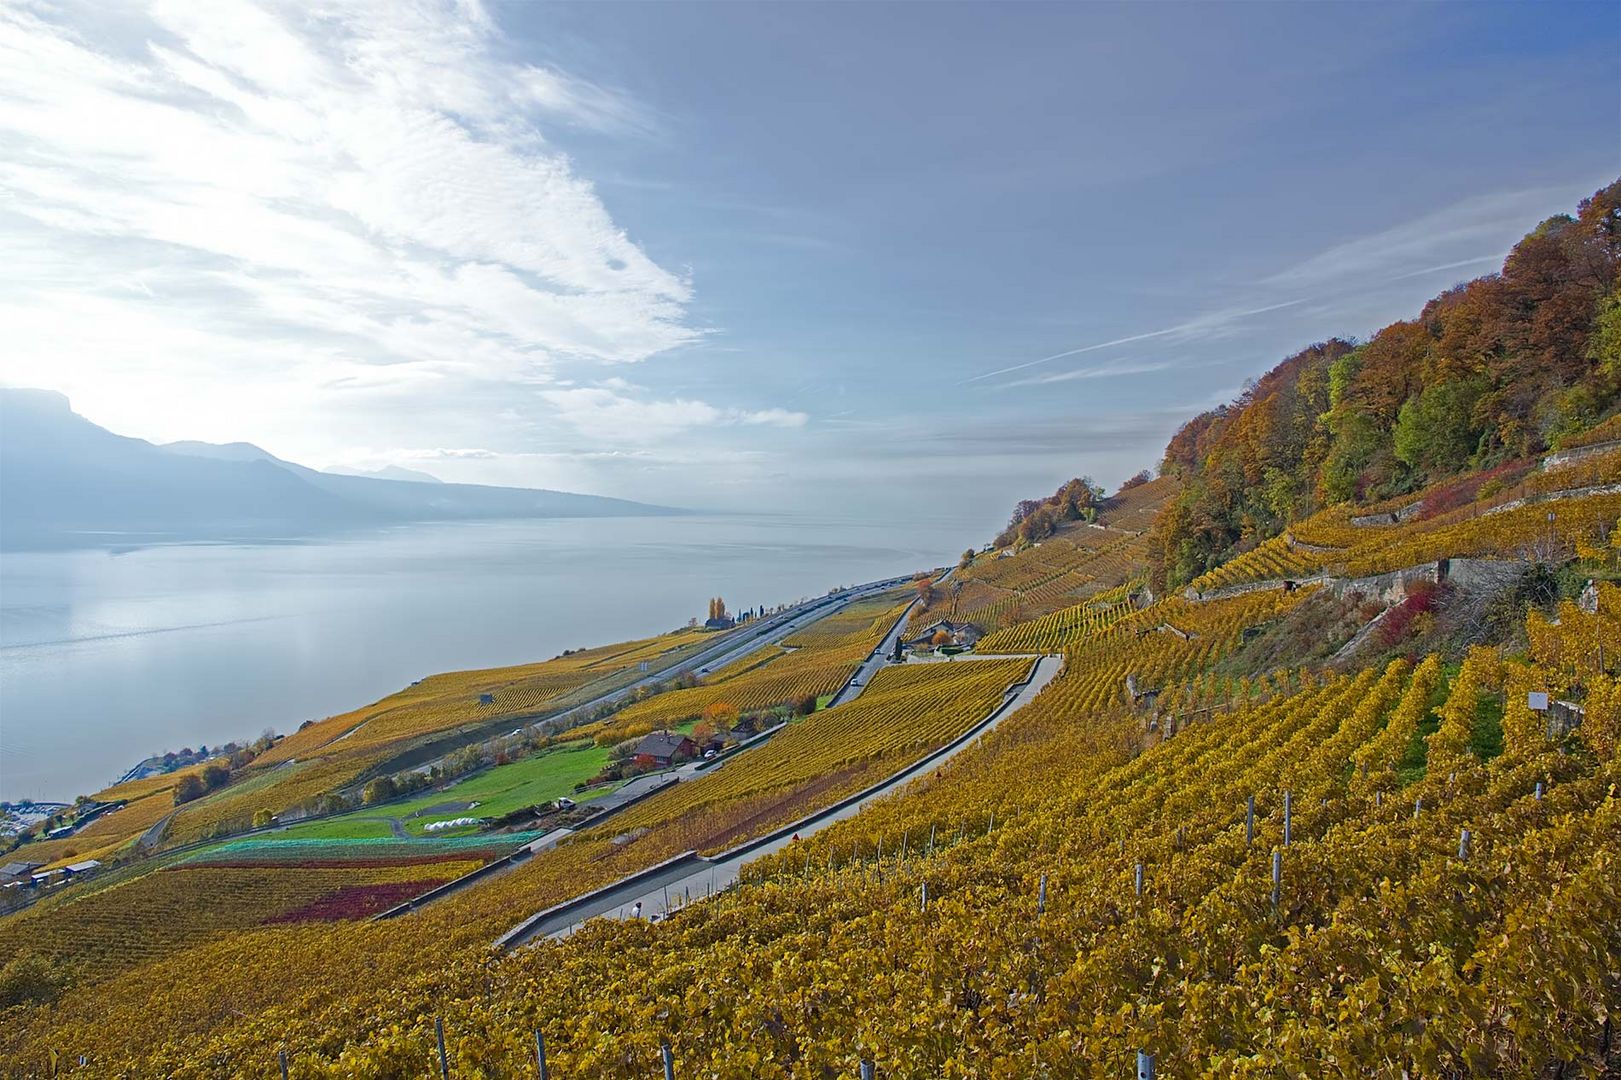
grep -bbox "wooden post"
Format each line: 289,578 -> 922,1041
1271,849 -> 1282,912
1283,789 -> 1292,847
1535,781 -> 1544,802
1375,791 -> 1381,809
1245,796 -> 1254,848
662,1042 -> 675,1080
279,1050 -> 289,1080
921,882 -> 928,912
535,1030 -> 549,1080
1413,797 -> 1422,819
1038,873 -> 1047,915
1134,862 -> 1144,898
435,1017 -> 449,1080
1136,1050 -> 1156,1079
928,824 -> 936,856
1458,828 -> 1471,861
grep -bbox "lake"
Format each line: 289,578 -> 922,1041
0,514 -> 960,800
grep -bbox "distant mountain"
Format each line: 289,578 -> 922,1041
0,389 -> 677,549
323,464 -> 443,484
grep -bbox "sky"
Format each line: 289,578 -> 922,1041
0,0 -> 1617,534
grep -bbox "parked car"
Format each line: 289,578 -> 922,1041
553,797 -> 576,811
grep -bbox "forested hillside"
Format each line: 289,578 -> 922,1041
1150,180 -> 1621,591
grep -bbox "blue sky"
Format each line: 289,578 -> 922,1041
0,1 -> 1616,533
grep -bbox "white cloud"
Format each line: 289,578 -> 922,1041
539,386 -> 808,443
0,0 -> 710,459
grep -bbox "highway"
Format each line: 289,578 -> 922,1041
495,650 -> 1062,947
522,574 -> 921,739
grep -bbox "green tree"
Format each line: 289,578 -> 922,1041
1393,378 -> 1485,473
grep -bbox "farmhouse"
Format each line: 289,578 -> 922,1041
902,619 -> 984,650
633,731 -> 697,769
0,860 -> 42,884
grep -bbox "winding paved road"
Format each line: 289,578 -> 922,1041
497,651 -> 1062,947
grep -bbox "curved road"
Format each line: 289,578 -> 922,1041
497,651 -> 1062,947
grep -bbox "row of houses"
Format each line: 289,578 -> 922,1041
0,857 -> 102,890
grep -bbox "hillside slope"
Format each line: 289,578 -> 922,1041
1150,180 -> 1620,591
3,185 -> 1620,1077
0,389 -> 672,548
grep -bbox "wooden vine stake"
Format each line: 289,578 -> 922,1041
1271,849 -> 1282,913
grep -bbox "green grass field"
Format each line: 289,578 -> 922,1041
263,740 -> 618,843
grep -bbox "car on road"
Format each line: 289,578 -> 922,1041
553,797 -> 576,811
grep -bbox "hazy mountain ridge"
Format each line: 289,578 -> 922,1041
323,465 -> 443,484
0,389 -> 677,549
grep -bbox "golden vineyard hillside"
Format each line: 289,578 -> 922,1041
1,452 -> 1617,1076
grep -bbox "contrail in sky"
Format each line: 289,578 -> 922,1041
958,298 -> 1307,386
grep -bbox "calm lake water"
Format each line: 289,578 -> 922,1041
0,514 -> 959,800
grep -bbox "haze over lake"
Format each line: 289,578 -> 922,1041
0,515 -> 958,800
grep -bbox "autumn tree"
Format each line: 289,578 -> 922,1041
700,702 -> 739,732
1148,177 -> 1621,591
361,777 -> 397,805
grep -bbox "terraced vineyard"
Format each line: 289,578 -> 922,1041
258,629 -> 714,766
151,628 -> 719,846
601,656 -> 1036,852
1174,462 -> 1621,596
578,591 -> 912,741
0,860 -> 482,975
923,510 -> 1162,637
974,586 -> 1137,653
